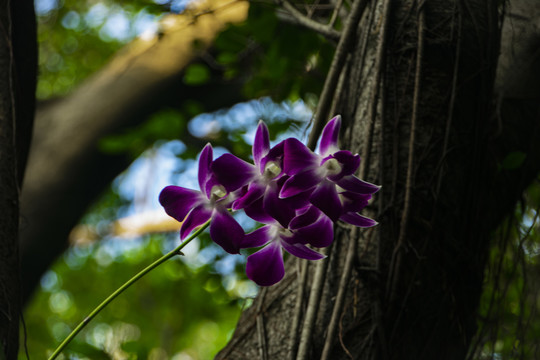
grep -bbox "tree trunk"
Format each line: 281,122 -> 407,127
0,0 -> 36,357
218,0 -> 540,359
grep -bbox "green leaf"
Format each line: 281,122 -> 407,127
183,64 -> 210,85
501,151 -> 527,170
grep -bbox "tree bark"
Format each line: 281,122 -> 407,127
217,0 -> 540,359
0,0 -> 36,358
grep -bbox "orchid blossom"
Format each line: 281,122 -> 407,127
211,121 -> 285,210
280,115 -> 380,223
159,144 -> 245,254
160,116 -> 379,287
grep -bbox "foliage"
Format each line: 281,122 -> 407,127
35,0 -> 166,98
469,179 -> 540,359
22,232 -> 250,359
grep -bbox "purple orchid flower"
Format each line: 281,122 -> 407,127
242,182 -> 332,286
279,116 -> 380,223
159,144 -> 245,254
159,115 -> 380,288
211,121 -> 285,210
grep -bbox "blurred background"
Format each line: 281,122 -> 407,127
24,0 -> 328,358
19,0 -> 540,359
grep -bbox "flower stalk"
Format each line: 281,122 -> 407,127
48,220 -> 211,360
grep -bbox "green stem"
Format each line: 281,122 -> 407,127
48,220 -> 211,360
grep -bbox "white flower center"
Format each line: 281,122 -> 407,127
278,227 -> 293,238
263,161 -> 282,180
210,185 -> 227,201
323,158 -> 342,176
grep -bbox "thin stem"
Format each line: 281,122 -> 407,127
48,220 -> 211,360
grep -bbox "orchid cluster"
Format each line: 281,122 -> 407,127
159,116 -> 380,286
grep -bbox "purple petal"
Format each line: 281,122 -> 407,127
180,204 -> 213,239
232,181 -> 266,210
337,175 -> 381,195
281,238 -> 326,260
310,180 -> 343,222
244,198 -> 275,224
293,214 -> 334,248
283,138 -> 319,175
159,186 -> 205,222
279,169 -> 323,198
340,212 -> 378,227
246,242 -> 284,286
328,151 -> 360,179
289,205 -> 321,229
198,144 -> 213,194
264,182 -> 296,228
319,115 -> 341,156
253,121 -> 270,169
243,225 -> 273,248
260,140 -> 285,172
340,191 -> 371,213
209,209 -> 245,254
212,153 -> 257,192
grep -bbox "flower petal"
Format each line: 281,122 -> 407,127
260,140 -> 285,172
264,182 -> 296,228
209,209 -> 245,254
289,205 -> 321,229
319,115 -> 341,156
337,175 -> 381,194
198,144 -> 213,195
232,181 -> 266,210
244,198 -> 275,224
328,150 -> 360,179
281,238 -> 326,260
243,225 -> 273,248
293,214 -> 334,248
246,242 -> 285,286
180,204 -> 213,240
283,138 -> 319,175
340,191 -> 371,213
253,120 -> 270,169
340,212 -> 378,227
159,186 -> 205,222
279,169 -> 323,198
212,153 -> 257,192
309,180 -> 342,222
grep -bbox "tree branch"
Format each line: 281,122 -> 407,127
275,0 -> 341,41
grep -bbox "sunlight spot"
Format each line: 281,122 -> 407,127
35,0 -> 59,16
85,3 -> 109,28
49,290 -> 73,314
40,270 -> 59,291
87,323 -> 113,349
100,10 -> 131,42
94,246 -> 115,267
61,11 -> 80,29
113,322 -> 141,342
171,352 -> 194,360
